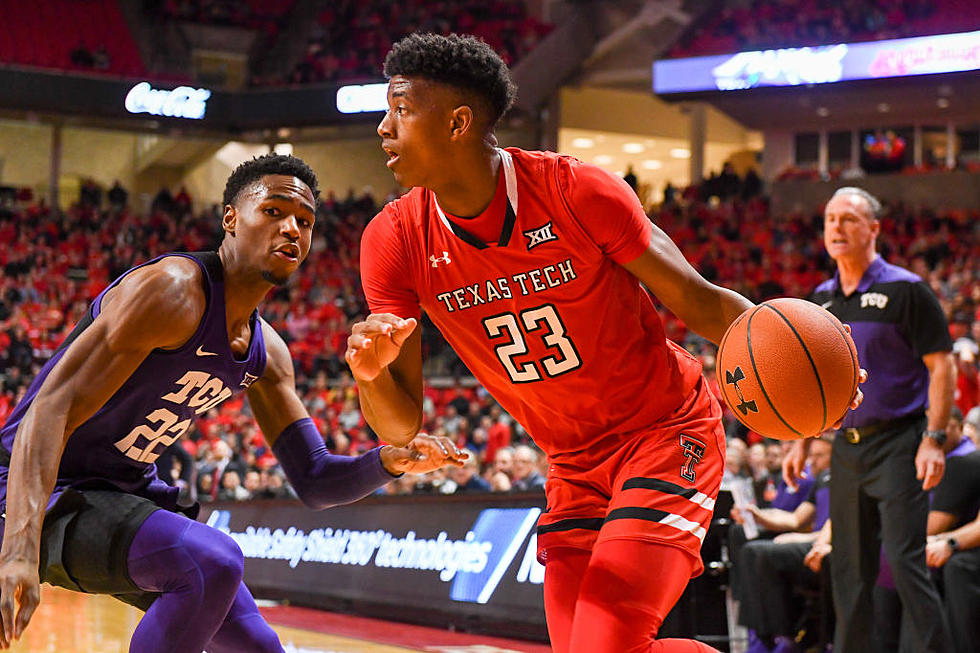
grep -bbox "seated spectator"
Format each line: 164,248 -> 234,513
107,180 -> 129,209
70,42 -> 95,68
217,469 -> 250,501
875,407 -> 980,653
447,450 -> 490,494
255,468 -> 295,500
736,435 -> 833,653
511,444 -> 546,492
723,437 -> 751,485
965,407 -> 980,446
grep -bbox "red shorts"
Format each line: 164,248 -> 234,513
536,377 -> 726,576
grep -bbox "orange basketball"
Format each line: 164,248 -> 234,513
716,298 -> 859,440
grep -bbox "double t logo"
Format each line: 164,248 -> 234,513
725,366 -> 758,416
679,434 -> 706,482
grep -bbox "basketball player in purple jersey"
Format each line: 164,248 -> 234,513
0,154 -> 465,652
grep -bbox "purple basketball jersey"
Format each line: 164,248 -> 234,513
0,252 -> 266,512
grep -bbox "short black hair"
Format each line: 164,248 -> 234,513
223,153 -> 319,207
384,33 -> 517,125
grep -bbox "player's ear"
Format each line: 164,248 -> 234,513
449,105 -> 474,141
869,217 -> 881,240
222,204 -> 237,236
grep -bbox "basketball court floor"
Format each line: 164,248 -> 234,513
7,586 -> 552,652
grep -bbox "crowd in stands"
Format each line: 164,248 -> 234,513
668,0 -> 980,58
153,0 -> 295,31
0,0 -> 146,77
266,0 -> 551,87
1,175 -> 979,507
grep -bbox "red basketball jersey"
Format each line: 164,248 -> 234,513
360,148 -> 703,460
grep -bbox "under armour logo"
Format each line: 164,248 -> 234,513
679,434 -> 706,482
240,372 -> 259,388
523,222 -> 558,250
430,251 -> 452,267
725,366 -> 758,416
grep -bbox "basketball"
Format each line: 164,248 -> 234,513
716,298 -> 859,440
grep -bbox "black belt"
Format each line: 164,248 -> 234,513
840,413 -> 925,444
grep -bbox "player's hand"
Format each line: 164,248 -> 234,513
830,324 -> 868,429
830,367 -> 869,429
380,433 -> 468,476
0,556 -> 40,648
345,314 -> 417,382
925,538 -> 954,568
916,435 -> 946,491
782,439 -> 810,491
804,542 -> 831,573
729,505 -> 745,524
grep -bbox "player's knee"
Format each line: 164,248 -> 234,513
195,530 -> 245,590
250,624 -> 284,652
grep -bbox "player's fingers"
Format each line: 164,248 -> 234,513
353,322 -> 393,338
352,316 -> 400,337
363,314 -> 408,332
858,368 -> 869,384
409,435 -> 447,459
390,318 -> 418,346
0,582 -> 15,648
346,333 -> 374,350
14,583 -> 39,639
849,388 -> 864,410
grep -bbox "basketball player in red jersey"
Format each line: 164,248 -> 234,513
348,34 -> 857,653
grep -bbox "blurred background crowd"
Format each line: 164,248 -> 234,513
2,171 -> 978,506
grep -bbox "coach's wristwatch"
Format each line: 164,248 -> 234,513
947,537 -> 960,553
923,429 -> 947,445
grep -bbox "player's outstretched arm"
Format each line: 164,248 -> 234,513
344,314 -> 423,447
0,258 -> 203,648
622,223 -> 754,345
248,321 -> 460,509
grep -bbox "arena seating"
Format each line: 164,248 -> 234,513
1,183 -> 978,501
276,0 -> 552,86
0,0 -> 146,77
667,0 -> 980,58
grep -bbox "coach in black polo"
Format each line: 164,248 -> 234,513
784,187 -> 955,653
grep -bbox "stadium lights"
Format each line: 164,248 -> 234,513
336,83 -> 389,113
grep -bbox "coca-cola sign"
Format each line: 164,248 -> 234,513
124,82 -> 212,120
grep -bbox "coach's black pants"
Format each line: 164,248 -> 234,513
830,421 -> 950,653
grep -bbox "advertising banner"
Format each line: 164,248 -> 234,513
654,29 -> 980,95
200,495 -> 549,630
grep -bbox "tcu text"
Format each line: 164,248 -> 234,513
860,292 -> 889,309
113,371 -> 233,463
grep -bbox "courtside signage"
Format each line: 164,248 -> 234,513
653,29 -> 980,94
204,501 -> 546,612
124,81 -> 212,119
